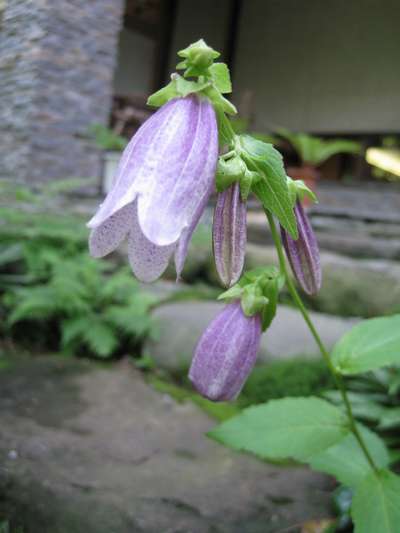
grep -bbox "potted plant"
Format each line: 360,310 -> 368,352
88,124 -> 128,193
276,129 -> 361,203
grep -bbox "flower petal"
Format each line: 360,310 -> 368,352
127,203 -> 176,282
189,301 -> 262,401
138,95 -> 218,246
87,98 -> 181,229
88,203 -> 134,257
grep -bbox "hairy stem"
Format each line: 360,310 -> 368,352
266,210 -> 378,472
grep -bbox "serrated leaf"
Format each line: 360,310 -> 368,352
209,63 -> 232,93
239,135 -> 298,238
352,470 -> 400,533
209,397 -> 349,462
331,315 -> 400,375
310,425 -> 389,488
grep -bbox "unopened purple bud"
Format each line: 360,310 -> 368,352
281,201 -> 322,295
213,182 -> 247,288
189,301 -> 261,401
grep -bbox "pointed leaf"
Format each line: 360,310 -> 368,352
310,425 -> 389,489
352,470 -> 400,533
331,315 -> 400,375
240,135 -> 298,238
209,397 -> 349,462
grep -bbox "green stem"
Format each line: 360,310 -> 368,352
265,210 -> 378,473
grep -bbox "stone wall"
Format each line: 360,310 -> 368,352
0,0 -> 124,184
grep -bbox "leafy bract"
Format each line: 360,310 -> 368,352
331,315 -> 400,375
209,397 -> 349,462
239,135 -> 298,238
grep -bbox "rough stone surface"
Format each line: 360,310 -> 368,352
0,0 -> 124,183
0,356 -> 333,532
246,244 -> 400,317
147,301 -> 357,371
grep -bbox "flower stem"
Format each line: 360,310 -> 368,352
265,210 -> 378,472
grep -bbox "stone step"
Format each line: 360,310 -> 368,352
0,356 -> 332,533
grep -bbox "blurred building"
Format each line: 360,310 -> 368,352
0,0 -> 399,183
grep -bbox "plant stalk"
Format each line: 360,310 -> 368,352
265,210 -> 378,472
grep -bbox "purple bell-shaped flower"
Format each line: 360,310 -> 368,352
87,95 -> 218,282
189,301 -> 262,401
281,200 -> 322,295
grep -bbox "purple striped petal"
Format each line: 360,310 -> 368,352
127,202 -> 176,283
281,201 -> 322,295
137,95 -> 218,246
87,99 -> 179,229
174,176 -> 215,280
189,301 -> 262,401
213,183 -> 247,287
88,203 -> 134,258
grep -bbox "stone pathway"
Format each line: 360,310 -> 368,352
0,356 -> 333,533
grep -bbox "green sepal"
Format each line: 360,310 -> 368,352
215,107 -> 236,146
177,39 -> 220,78
239,170 -> 259,201
215,156 -> 246,193
175,76 -> 210,97
218,266 -> 281,330
147,79 -> 179,108
203,86 -> 237,115
208,63 -> 232,94
241,285 -> 269,317
147,75 -> 210,108
287,176 -> 318,204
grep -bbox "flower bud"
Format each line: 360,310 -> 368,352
281,201 -> 322,295
189,301 -> 261,401
213,182 -> 247,288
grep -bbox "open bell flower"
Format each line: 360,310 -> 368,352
213,182 -> 247,288
87,95 -> 218,282
189,301 -> 262,401
281,200 -> 322,295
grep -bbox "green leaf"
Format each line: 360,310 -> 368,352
331,315 -> 400,375
175,76 -> 210,98
239,135 -> 298,238
352,470 -> 400,533
209,397 -> 349,462
209,63 -> 232,93
310,425 -> 390,489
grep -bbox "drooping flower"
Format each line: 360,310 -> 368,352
213,182 -> 247,288
281,200 -> 322,295
87,95 -> 218,282
189,301 -> 262,401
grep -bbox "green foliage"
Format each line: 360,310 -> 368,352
352,470 -> 400,533
0,183 -> 156,359
240,359 -> 334,406
310,425 -> 390,488
209,397 -> 349,462
277,128 -> 362,166
331,314 -> 400,375
88,124 -> 127,152
324,367 -> 400,460
239,135 -> 298,238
